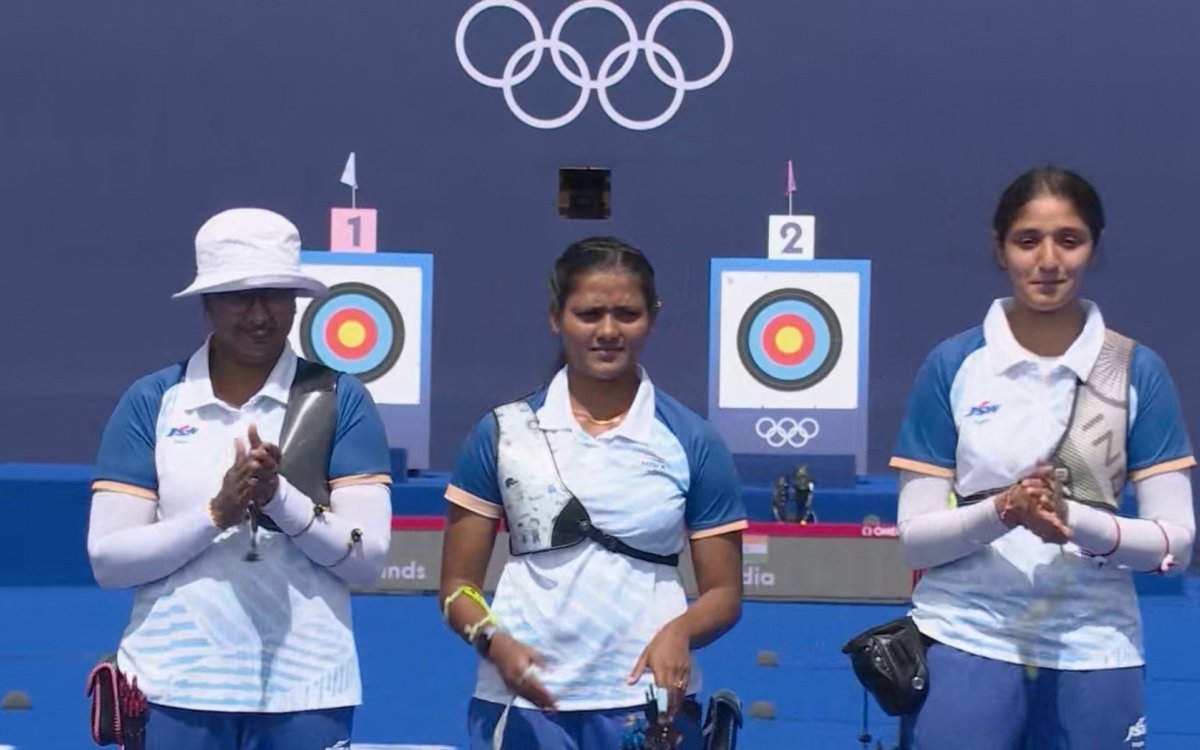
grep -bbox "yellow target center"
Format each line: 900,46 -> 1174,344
775,326 -> 804,354
337,321 -> 367,348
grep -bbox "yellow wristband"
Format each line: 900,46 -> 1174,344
464,612 -> 499,644
442,585 -> 501,644
442,584 -> 492,622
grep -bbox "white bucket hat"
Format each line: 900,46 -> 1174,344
172,207 -> 328,299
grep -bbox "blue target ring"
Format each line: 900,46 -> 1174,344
736,288 -> 842,390
300,282 -> 404,383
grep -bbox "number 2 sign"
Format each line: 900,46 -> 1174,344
330,208 -> 378,253
767,215 -> 816,260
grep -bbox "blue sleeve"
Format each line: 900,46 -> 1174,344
684,425 -> 747,534
891,342 -> 963,474
1128,344 -> 1195,474
92,373 -> 171,494
446,413 -> 502,510
328,374 -> 392,481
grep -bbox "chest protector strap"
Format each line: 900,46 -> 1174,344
257,360 -> 339,533
957,329 -> 1134,512
493,400 -> 679,567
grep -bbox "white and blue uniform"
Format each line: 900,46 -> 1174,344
890,298 -> 1196,749
92,340 -> 391,716
446,367 -> 747,746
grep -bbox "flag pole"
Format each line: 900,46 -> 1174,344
785,159 -> 796,216
341,151 -> 358,209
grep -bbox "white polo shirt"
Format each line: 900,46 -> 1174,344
891,298 -> 1196,670
92,339 -> 391,712
445,367 -> 748,710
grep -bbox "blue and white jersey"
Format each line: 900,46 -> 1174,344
891,298 -> 1196,670
446,367 -> 747,711
92,339 -> 391,712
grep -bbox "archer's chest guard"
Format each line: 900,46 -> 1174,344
257,359 -> 338,533
1052,329 -> 1135,512
493,400 -> 679,566
494,401 -> 576,554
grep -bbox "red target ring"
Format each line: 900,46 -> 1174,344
761,313 -> 815,366
325,308 -> 379,360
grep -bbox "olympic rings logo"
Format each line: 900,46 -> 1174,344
755,417 -> 820,448
454,0 -> 733,131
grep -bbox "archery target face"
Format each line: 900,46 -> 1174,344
718,271 -> 860,409
288,263 -> 423,406
299,282 -> 403,383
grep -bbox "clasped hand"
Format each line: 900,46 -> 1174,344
209,424 -> 283,530
994,462 -> 1071,544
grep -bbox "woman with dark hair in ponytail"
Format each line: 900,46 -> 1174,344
889,166 -> 1196,748
438,237 -> 747,749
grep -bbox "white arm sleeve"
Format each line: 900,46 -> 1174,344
261,477 -> 393,587
86,491 -> 223,589
1067,470 -> 1195,575
897,470 -> 1011,570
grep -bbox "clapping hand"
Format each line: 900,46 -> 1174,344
996,463 -> 1071,544
209,438 -> 256,529
246,424 -> 282,508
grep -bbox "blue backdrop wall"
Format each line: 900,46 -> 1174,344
3,0 -> 1199,472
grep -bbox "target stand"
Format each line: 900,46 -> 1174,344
288,251 -> 433,470
708,258 -> 870,485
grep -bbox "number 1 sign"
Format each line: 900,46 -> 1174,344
767,215 -> 816,260
330,207 -> 378,253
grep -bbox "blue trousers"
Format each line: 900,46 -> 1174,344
143,703 -> 354,750
901,643 -> 1146,750
468,696 -> 704,750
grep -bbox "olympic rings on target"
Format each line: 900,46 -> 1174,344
755,417 -> 820,448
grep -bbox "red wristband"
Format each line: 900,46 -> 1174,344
1097,513 -> 1121,557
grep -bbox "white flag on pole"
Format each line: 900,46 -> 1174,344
340,152 -> 357,189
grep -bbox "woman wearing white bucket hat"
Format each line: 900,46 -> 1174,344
86,208 -> 394,750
